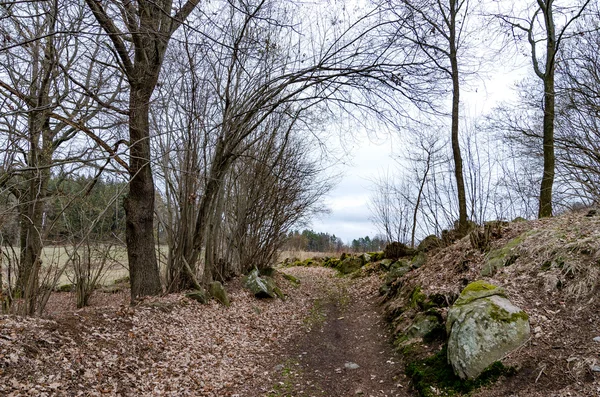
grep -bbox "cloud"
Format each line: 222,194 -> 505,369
309,135 -> 391,242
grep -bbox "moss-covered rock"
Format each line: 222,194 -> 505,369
453,280 -> 505,306
368,251 -> 384,262
380,258 -> 393,270
324,257 -> 341,268
403,312 -> 441,340
384,242 -> 415,259
385,265 -> 411,284
281,272 -> 300,286
417,234 -> 442,252
56,283 -> 73,292
186,289 -> 208,304
406,344 -> 516,397
209,281 -> 230,306
410,252 -> 427,269
338,256 -> 363,274
447,281 -> 530,379
243,268 -> 280,298
481,232 -> 531,276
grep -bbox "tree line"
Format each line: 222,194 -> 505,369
0,0 -> 598,314
282,230 -> 386,253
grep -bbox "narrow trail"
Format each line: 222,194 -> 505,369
258,267 -> 411,397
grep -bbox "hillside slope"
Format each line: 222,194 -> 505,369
383,210 -> 600,396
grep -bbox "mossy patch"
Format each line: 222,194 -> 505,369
454,280 -> 505,306
405,345 -> 516,397
489,302 -> 529,323
368,251 -> 384,261
411,252 -> 427,269
56,283 -> 73,292
409,286 -> 427,308
303,299 -> 326,330
281,272 -> 301,286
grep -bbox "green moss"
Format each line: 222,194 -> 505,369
462,280 -> 497,294
409,286 -> 427,308
368,251 -> 384,262
405,345 -> 516,397
281,272 -> 301,286
455,280 -> 505,306
323,257 -> 341,268
411,252 -> 427,269
489,303 -> 529,323
482,231 -> 535,276
303,299 -> 326,330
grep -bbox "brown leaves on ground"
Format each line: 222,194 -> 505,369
0,268 -> 336,396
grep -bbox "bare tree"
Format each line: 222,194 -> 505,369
494,0 -> 593,218
147,0 -> 424,290
555,8 -> 600,202
0,0 -> 123,314
84,0 -> 201,299
384,0 -> 483,233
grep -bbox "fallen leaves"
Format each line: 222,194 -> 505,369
0,270 -> 328,396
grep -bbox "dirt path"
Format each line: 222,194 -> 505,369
256,268 -> 411,397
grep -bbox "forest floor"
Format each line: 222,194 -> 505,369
0,267 -> 407,396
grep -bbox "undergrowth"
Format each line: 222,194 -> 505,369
405,345 -> 516,397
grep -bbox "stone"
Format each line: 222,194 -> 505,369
480,232 -> 531,276
447,281 -> 530,379
338,256 -> 363,274
379,284 -> 390,296
418,234 -> 442,252
404,313 -> 440,340
410,252 -> 427,269
385,265 -> 410,284
344,362 -> 360,370
281,272 -> 300,286
593,336 -> 600,343
384,242 -> 415,259
209,281 -> 230,306
361,253 -> 372,264
185,289 -> 208,304
380,259 -> 394,270
243,268 -> 281,299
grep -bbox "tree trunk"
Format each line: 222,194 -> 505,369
449,0 -> 468,233
124,86 -> 162,300
538,2 -> 556,218
538,75 -> 555,218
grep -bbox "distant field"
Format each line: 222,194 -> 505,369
1,245 -> 169,287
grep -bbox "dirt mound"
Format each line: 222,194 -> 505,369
384,210 -> 600,396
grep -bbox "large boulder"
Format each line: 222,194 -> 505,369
446,281 -> 530,379
209,281 -> 230,306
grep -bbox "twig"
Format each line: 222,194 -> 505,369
535,365 -> 546,383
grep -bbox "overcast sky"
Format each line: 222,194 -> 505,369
309,65 -> 528,243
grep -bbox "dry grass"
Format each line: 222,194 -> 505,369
277,250 -> 339,262
0,245 -> 173,288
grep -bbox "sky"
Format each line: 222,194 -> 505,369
309,67 -> 528,243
